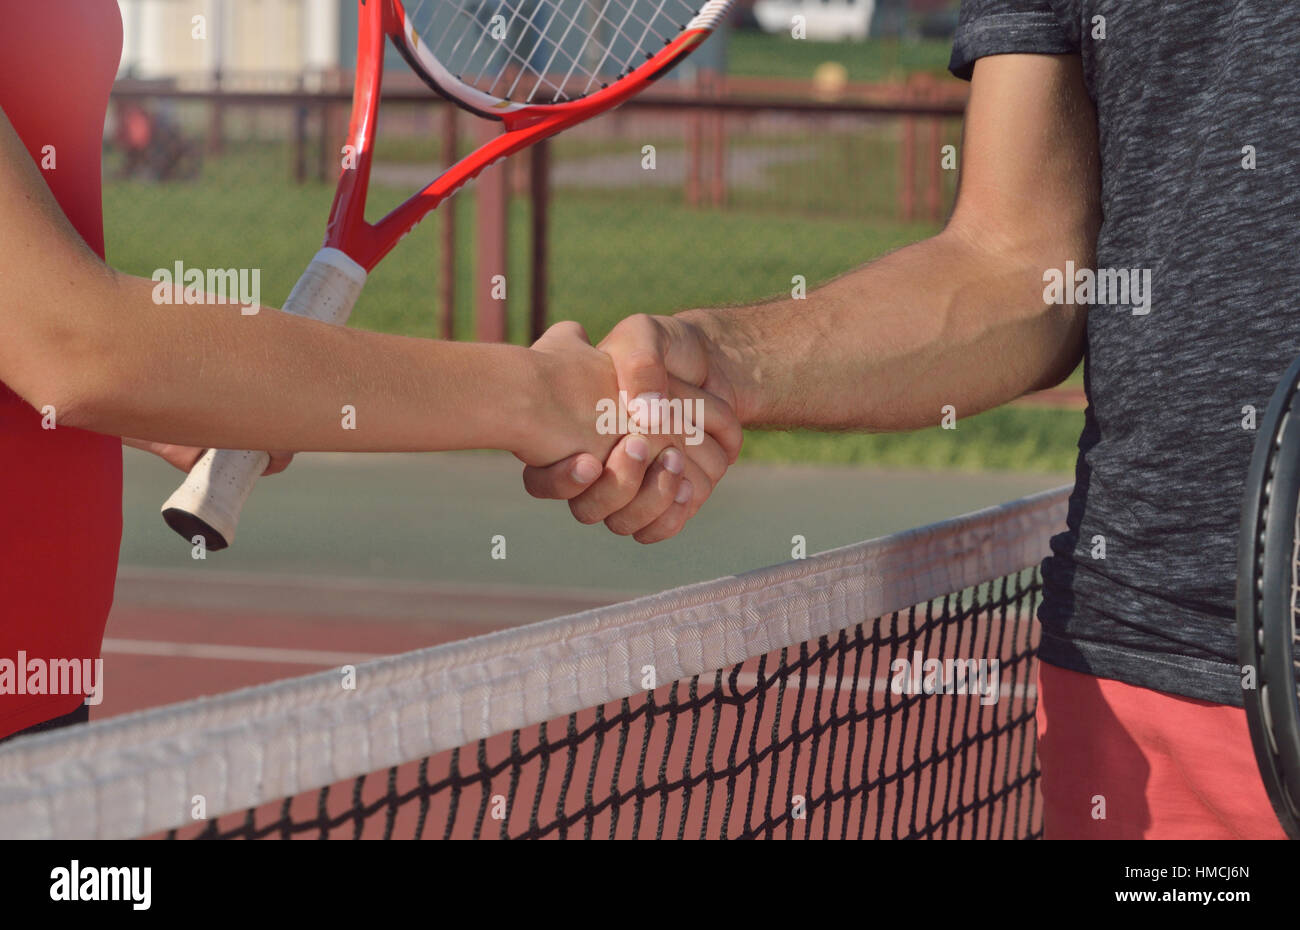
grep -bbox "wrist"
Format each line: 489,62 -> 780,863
674,308 -> 759,426
511,344 -> 601,465
496,344 -> 553,458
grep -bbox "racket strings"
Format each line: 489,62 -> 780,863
405,0 -> 701,104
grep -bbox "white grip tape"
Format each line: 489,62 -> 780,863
160,248 -> 367,548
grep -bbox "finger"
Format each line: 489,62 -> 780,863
576,381 -> 737,529
600,434 -> 727,537
668,376 -> 743,465
262,452 -> 296,477
678,431 -> 731,488
521,453 -> 603,500
568,432 -> 672,525
631,492 -> 690,544
632,454 -> 716,544
150,442 -> 206,472
602,445 -> 688,536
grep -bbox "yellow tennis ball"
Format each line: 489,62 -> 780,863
812,62 -> 849,99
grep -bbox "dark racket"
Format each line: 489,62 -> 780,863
160,0 -> 734,549
1238,354 -> 1300,839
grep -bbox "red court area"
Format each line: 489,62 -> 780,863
98,605 -> 486,718
96,571 -> 622,720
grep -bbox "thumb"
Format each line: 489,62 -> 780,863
599,315 -> 673,431
600,315 -> 671,397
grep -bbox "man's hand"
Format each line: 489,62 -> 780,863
122,438 -> 294,476
522,314 -> 743,543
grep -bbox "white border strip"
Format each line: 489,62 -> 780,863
0,487 -> 1069,839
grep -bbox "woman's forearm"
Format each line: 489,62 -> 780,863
0,105 -> 608,462
22,269 -> 559,458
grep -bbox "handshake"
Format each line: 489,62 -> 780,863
517,313 -> 743,544
128,311 -> 745,546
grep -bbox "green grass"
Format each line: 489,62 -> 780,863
102,142 -> 1079,476
103,142 -> 941,337
725,32 -> 954,83
717,124 -> 961,219
741,406 -> 1083,473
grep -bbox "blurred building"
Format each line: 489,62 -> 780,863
117,0 -> 347,87
114,0 -> 725,88
751,0 -> 876,40
746,0 -> 957,41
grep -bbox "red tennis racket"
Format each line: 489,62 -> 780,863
160,0 -> 733,549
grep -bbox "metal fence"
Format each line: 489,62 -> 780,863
105,76 -> 964,345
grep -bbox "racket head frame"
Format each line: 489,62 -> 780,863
1238,353 -> 1300,839
328,0 -> 728,272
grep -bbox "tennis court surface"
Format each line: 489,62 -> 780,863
0,487 -> 1068,840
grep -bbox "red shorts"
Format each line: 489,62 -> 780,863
1035,662 -> 1287,839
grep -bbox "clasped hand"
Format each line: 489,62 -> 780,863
521,316 -> 741,544
128,314 -> 740,545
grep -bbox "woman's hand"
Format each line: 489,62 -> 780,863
122,438 -> 295,476
515,321 -> 623,468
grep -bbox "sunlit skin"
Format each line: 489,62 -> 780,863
527,54 -> 1101,544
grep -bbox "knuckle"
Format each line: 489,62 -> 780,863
603,513 -> 639,536
619,349 -> 666,381
546,319 -> 587,340
569,499 -> 606,525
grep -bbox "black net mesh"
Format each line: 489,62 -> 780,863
170,569 -> 1042,840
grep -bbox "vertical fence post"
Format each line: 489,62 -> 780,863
900,110 -> 916,222
927,96 -> 944,222
476,122 -> 509,343
293,80 -> 308,184
686,72 -> 704,207
707,73 -> 726,208
208,69 -> 225,155
317,100 -> 331,182
529,139 -> 550,343
440,105 -> 459,341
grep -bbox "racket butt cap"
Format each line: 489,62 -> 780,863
161,508 -> 230,552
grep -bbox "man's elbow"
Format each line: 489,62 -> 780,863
1026,303 -> 1086,392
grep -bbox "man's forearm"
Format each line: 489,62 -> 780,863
680,227 -> 1087,432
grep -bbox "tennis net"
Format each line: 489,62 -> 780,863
0,487 -> 1069,840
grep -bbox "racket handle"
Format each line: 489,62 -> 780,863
160,248 -> 367,549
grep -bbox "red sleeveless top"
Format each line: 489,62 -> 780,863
0,0 -> 124,736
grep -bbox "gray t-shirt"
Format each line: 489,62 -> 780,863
949,0 -> 1300,706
